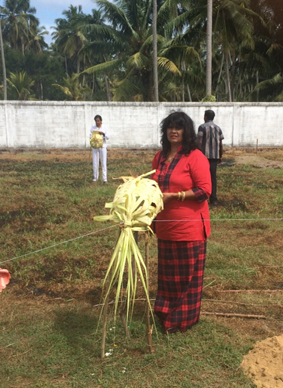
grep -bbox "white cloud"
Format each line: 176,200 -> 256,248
0,0 -> 107,45
34,0 -> 96,10
30,0 -> 98,44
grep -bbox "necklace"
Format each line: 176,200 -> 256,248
166,153 -> 176,163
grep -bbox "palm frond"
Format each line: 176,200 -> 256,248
157,57 -> 181,74
266,43 -> 283,56
126,52 -> 148,69
82,59 -> 122,75
254,72 -> 282,91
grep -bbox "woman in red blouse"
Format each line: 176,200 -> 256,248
151,111 -> 211,333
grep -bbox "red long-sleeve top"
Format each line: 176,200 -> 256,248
151,148 -> 211,241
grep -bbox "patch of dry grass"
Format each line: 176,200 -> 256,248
1,147 -> 283,388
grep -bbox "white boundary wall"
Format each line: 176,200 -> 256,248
0,101 -> 282,148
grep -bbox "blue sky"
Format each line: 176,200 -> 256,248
32,0 -> 98,45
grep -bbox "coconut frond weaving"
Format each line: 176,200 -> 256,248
93,170 -> 163,323
90,131 -> 103,149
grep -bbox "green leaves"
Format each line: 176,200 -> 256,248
52,73 -> 91,101
7,71 -> 35,100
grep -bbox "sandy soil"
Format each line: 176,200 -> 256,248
241,334 -> 283,388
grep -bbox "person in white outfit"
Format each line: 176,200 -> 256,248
90,115 -> 109,183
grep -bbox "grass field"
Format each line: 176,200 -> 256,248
1,147 -> 283,388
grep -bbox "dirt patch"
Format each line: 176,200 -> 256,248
0,148 -> 158,161
224,147 -> 283,169
241,334 -> 283,388
2,147 -> 283,168
234,155 -> 283,169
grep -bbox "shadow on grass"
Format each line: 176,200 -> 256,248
53,308 -> 101,357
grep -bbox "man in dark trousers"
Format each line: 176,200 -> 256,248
197,110 -> 224,205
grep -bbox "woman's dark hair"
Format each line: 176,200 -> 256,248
160,111 -> 198,155
94,115 -> 102,121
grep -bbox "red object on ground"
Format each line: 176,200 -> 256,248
0,268 -> 10,292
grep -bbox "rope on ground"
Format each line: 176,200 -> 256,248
153,218 -> 283,222
0,224 -> 118,266
1,217 -> 282,266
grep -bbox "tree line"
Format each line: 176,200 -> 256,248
0,0 -> 282,102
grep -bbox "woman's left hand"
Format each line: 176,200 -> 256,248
163,192 -> 175,205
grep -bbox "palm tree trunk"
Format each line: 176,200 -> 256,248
181,60 -> 192,102
92,74 -> 95,93
0,18 -> 7,100
102,54 -> 111,101
152,0 -> 159,102
225,51 -> 232,102
206,0 -> 213,96
64,56 -> 68,74
181,60 -> 185,102
256,71 -> 259,102
77,57 -> 80,74
229,51 -> 236,101
21,35 -> 25,55
40,82 -> 43,100
187,84 -> 192,102
215,53 -> 224,96
104,75 -> 111,101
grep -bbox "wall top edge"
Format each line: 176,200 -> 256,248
0,101 -> 282,107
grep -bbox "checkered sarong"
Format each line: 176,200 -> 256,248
154,239 -> 206,333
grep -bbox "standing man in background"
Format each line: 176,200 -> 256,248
197,110 -> 224,205
90,115 -> 109,184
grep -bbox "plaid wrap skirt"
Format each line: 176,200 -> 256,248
154,239 -> 206,333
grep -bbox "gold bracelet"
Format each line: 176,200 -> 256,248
178,192 -> 181,200
181,191 -> 186,201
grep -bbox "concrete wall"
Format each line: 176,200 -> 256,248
0,101 -> 282,149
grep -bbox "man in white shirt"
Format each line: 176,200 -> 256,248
90,115 -> 109,184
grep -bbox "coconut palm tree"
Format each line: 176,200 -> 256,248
7,70 -> 35,99
52,73 -> 92,101
158,32 -> 201,101
27,25 -> 49,53
214,0 -> 257,101
176,0 -> 260,101
79,8 -> 118,100
243,0 -> 283,101
0,0 -> 39,54
83,0 -> 182,101
52,6 -> 88,74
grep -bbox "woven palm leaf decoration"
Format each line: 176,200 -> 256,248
90,131 -> 103,149
93,170 -> 163,323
